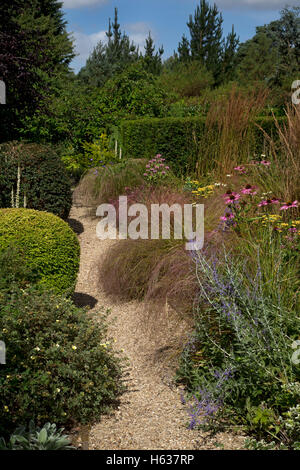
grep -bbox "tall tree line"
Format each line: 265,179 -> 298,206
0,0 -> 74,142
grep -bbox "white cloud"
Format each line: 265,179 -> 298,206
63,0 -> 108,9
126,22 -> 158,52
215,0 -> 300,10
70,29 -> 107,72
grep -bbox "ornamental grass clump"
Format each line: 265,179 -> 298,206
73,159 -> 147,207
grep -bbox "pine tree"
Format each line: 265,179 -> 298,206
222,25 -> 239,82
79,8 -> 140,87
186,0 -> 223,80
178,35 -> 190,63
143,32 -> 164,75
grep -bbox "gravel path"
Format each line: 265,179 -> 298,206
69,204 -> 245,451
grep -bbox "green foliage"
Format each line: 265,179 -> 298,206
0,0 -> 75,142
120,115 -> 285,176
142,32 -> 164,75
61,132 -> 117,177
97,62 -> 167,129
121,117 -> 206,175
0,284 -> 124,437
0,422 -> 74,450
186,0 -> 224,82
167,99 -> 207,118
158,61 -> 214,99
0,246 -> 39,292
236,6 -> 300,103
20,78 -> 103,146
236,32 -> 278,86
78,7 -> 139,87
0,209 -> 80,295
0,142 -> 72,219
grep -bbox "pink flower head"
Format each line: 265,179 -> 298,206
156,154 -> 162,158
258,200 -> 269,207
280,201 -> 298,211
261,160 -> 271,167
258,198 -> 279,207
289,227 -> 297,233
143,173 -> 148,177
234,166 -> 246,174
223,191 -> 241,205
220,213 -> 235,222
165,166 -> 170,170
241,184 -> 257,195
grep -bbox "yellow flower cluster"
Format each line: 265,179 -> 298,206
261,215 -> 300,235
261,214 -> 282,223
192,184 -> 215,198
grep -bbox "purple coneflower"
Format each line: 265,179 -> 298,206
261,160 -> 271,166
234,165 -> 246,174
280,201 -> 298,211
258,198 -> 279,207
223,192 -> 240,204
241,184 -> 257,195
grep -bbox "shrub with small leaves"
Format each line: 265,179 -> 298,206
0,285 -> 125,437
0,142 -> 72,219
0,209 -> 80,295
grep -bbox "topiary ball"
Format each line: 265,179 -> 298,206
0,141 -> 72,219
0,209 -> 80,294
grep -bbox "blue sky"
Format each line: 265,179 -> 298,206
62,0 -> 300,73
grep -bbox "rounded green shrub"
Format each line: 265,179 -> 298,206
0,141 -> 72,219
0,209 -> 80,294
0,285 -> 124,437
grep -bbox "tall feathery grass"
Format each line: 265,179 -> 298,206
197,87 -> 268,177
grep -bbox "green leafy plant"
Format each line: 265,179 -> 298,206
0,284 -> 125,437
0,422 -> 74,450
61,132 -> 117,177
0,142 -> 72,219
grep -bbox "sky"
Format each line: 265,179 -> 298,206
62,0 -> 300,73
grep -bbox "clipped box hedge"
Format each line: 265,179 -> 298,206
120,116 -> 287,174
121,117 -> 206,174
0,208 -> 80,295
